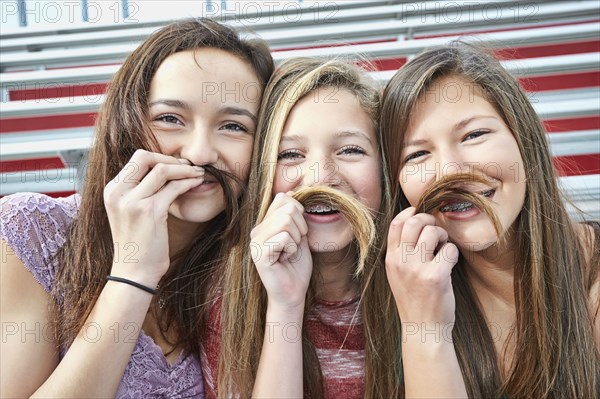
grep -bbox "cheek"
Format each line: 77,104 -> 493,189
273,165 -> 296,194
223,141 -> 253,179
399,169 -> 426,207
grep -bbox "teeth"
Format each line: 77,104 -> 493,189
440,189 -> 495,212
440,202 -> 473,212
306,204 -> 336,213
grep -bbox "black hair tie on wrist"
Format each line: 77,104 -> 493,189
106,275 -> 158,295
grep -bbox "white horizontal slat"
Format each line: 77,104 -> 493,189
0,1 -> 527,52
2,87 -> 597,120
4,51 -> 598,92
1,7 -> 598,69
0,0 -> 404,40
270,22 -> 600,61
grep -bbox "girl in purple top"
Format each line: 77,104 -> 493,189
1,18 -> 273,398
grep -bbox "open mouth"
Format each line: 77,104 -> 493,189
439,189 -> 495,213
304,203 -> 340,215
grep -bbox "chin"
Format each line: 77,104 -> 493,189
442,220 -> 499,253
168,200 -> 225,225
307,226 -> 354,253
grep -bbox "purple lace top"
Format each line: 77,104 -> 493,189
0,192 -> 204,398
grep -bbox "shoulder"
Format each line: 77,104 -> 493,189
0,192 -> 81,292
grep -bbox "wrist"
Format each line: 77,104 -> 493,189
401,321 -> 455,347
109,264 -> 163,289
106,275 -> 158,296
266,301 -> 305,321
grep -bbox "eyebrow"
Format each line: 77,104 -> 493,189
334,130 -> 373,145
452,115 -> 498,132
148,101 -> 257,124
219,106 -> 257,125
149,99 -> 191,110
281,130 -> 373,144
405,115 -> 499,148
280,134 -> 306,143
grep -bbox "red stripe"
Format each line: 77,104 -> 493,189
554,154 -> 600,176
306,319 -> 364,350
544,117 -> 600,132
0,191 -> 76,199
1,157 -> 65,172
9,83 -> 108,102
415,19 -> 600,45
365,57 -> 407,71
45,191 -> 76,198
519,71 -> 599,92
0,113 -> 97,133
495,40 -> 600,60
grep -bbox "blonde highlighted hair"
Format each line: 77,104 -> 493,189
217,58 -> 400,398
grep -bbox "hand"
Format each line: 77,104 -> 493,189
103,149 -> 205,288
250,193 -> 312,311
385,207 -> 460,328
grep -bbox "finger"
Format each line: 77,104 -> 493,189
286,235 -> 310,265
400,212 -> 437,250
415,225 -> 449,262
262,231 -> 296,266
255,203 -> 304,244
149,176 -> 205,215
433,241 -> 460,272
263,193 -> 288,219
132,163 -> 203,199
109,150 -> 186,193
388,207 -> 416,250
264,193 -> 303,220
279,240 -> 299,263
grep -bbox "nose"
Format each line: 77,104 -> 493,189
437,146 -> 469,179
179,125 -> 219,166
302,154 -> 340,188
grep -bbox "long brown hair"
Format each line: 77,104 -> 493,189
50,18 -> 274,358
218,58 -> 401,398
381,42 -> 600,398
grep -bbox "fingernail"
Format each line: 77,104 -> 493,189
193,166 -> 204,172
178,158 -> 192,165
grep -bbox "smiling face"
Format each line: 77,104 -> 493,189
273,87 -> 382,252
399,75 -> 526,251
148,48 -> 261,227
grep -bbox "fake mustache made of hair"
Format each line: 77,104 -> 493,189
415,173 -> 503,240
291,186 -> 375,276
179,159 -> 241,227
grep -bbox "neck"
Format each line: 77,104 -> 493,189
312,245 -> 359,302
462,232 -> 517,307
166,216 -> 206,262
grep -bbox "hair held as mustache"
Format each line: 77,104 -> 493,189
415,173 -> 503,240
291,186 -> 375,276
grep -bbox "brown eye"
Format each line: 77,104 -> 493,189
155,114 -> 183,125
463,130 -> 489,141
277,150 -> 303,161
220,122 -> 248,133
404,150 -> 428,163
339,145 -> 366,156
